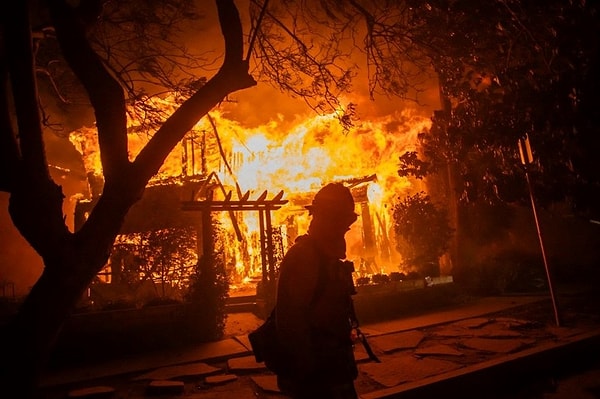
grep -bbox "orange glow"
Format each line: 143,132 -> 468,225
70,95 -> 431,285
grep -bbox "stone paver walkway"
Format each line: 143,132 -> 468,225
39,293 -> 600,399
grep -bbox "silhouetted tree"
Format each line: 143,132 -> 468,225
398,0 -> 600,271
0,0 -> 255,395
392,192 -> 452,276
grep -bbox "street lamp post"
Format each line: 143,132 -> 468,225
518,134 -> 561,327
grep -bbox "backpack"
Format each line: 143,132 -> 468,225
247,307 -> 285,374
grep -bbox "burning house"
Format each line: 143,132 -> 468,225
71,99 -> 431,308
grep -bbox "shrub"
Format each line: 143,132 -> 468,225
392,192 -> 453,276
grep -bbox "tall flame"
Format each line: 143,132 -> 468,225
70,95 -> 431,284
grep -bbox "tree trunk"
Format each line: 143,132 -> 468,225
0,2 -> 256,396
1,180 -> 135,397
2,259 -> 100,397
437,81 -> 460,278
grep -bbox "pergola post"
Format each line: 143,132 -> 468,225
182,188 -> 288,314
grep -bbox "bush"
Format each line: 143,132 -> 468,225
393,192 -> 453,276
184,219 -> 229,342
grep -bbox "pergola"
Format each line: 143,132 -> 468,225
181,172 -> 288,305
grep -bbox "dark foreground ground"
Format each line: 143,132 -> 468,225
34,280 -> 600,399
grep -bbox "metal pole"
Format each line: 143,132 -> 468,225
522,167 -> 561,327
518,135 -> 561,326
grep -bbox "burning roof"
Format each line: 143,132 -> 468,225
70,96 -> 431,274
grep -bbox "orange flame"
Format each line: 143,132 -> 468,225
70,95 -> 431,284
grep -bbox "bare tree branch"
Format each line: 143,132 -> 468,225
90,0 -> 212,100
246,0 -> 271,61
133,0 -> 256,183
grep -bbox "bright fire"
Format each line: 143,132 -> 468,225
70,95 -> 431,293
